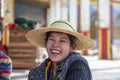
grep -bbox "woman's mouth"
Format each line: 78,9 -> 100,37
51,50 -> 60,54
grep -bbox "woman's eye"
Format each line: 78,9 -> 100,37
60,40 -> 66,42
48,38 -> 54,41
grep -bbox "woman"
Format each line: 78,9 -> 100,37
26,20 -> 95,80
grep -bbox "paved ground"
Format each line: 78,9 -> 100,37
11,55 -> 120,80
86,56 -> 120,80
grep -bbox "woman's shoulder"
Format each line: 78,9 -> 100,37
28,58 -> 50,79
68,52 -> 88,63
29,58 -> 49,74
63,52 -> 88,68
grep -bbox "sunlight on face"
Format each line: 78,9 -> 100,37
46,32 -> 73,63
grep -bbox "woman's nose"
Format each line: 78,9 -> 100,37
52,41 -> 60,47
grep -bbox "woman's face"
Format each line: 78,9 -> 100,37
46,32 -> 74,63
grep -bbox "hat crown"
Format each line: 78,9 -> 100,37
50,20 -> 76,32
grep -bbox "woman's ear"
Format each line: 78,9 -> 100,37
70,44 -> 77,52
72,44 -> 77,49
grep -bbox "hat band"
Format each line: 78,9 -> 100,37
50,21 -> 75,32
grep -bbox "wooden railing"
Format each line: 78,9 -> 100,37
8,29 -> 38,69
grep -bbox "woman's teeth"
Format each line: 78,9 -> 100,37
51,50 -> 60,54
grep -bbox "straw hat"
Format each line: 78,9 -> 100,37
26,20 -> 95,50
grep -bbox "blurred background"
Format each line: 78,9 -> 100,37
0,0 -> 120,80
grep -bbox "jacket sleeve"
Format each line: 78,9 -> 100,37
0,55 -> 12,80
65,59 -> 92,80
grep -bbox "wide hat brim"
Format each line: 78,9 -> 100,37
26,27 -> 95,50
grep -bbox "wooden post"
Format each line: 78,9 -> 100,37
61,0 -> 68,21
54,0 -> 61,20
68,0 -> 77,31
49,0 -> 55,24
98,0 -> 112,59
80,0 -> 90,55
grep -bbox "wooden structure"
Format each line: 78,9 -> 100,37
8,29 -> 37,68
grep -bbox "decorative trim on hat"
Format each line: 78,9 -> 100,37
50,20 -> 75,32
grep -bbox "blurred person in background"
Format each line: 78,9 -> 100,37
0,20 -> 12,80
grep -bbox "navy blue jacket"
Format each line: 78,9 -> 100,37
28,52 -> 92,80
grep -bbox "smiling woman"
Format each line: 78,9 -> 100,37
26,20 -> 95,80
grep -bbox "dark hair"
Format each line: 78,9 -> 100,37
45,31 -> 76,45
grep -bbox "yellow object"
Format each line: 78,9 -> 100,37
2,26 -> 10,47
